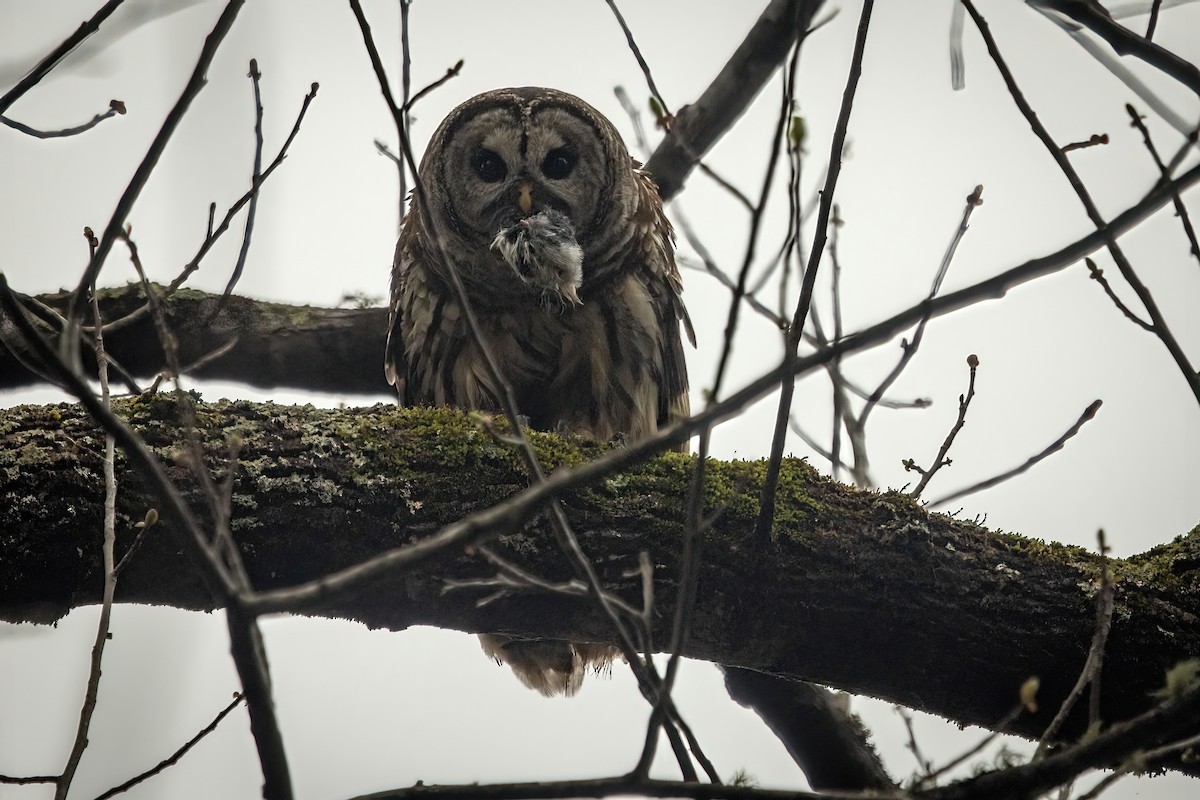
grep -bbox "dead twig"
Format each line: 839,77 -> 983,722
1126,103 -> 1200,267
907,354 -> 979,500
0,0 -> 125,115
964,0 -> 1200,406
92,693 -> 246,800
929,399 -> 1103,509
755,0 -> 876,546
1,98 -> 125,138
1035,530 -> 1117,759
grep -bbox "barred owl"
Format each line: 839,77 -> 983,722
385,87 -> 693,695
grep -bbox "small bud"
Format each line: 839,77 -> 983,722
1020,676 -> 1040,713
109,99 -> 126,115
967,354 -> 979,368
789,115 -> 806,150
134,508 -> 159,530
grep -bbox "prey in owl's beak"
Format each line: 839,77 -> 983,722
491,209 -> 584,311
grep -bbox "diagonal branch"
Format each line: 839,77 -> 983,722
644,0 -> 825,200
0,0 -> 125,115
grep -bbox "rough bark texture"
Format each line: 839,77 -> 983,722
2,398 -> 1198,764
0,285 -> 391,395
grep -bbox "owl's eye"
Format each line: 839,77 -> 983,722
541,148 -> 576,180
473,149 -> 507,183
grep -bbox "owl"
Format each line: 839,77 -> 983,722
385,87 -> 694,695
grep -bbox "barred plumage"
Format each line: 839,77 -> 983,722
384,87 -> 693,695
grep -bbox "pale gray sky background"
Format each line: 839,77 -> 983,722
1,1 -> 1198,798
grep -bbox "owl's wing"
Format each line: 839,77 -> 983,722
384,211 -> 417,404
634,169 -> 694,430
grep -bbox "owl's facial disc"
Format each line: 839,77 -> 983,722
490,210 -> 583,310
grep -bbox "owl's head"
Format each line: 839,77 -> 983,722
414,87 -> 641,299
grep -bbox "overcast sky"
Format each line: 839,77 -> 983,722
2,1 -> 1198,798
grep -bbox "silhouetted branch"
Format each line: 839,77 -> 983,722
644,0 -> 824,200
0,0 -> 125,115
1,98 -> 125,138
929,399 -> 1103,508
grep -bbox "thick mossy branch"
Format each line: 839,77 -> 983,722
0,284 -> 391,394
1,398 -> 1198,759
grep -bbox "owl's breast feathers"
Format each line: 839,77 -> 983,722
386,178 -> 691,447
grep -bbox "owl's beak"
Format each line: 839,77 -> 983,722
517,182 -> 533,215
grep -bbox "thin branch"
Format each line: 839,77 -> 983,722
345,775 -> 830,800
1035,530 -> 1116,759
397,0 -> 412,232
1147,0 -> 1164,39
1038,0 -> 1200,97
916,703 -> 1026,789
57,232 -> 121,800
755,0 -> 875,546
916,673 -> 1200,800
92,693 -> 246,800
0,775 -> 57,786
1,98 -> 125,138
604,0 -> 671,117
1084,257 -> 1153,331
859,185 -> 984,429
99,79 -> 318,335
402,59 -> 463,112
907,355 -> 979,500
63,0 -> 247,363
211,59 -> 267,316
121,230 -> 292,800
1126,103 -> 1200,266
964,0 -> 1200,406
0,0 -> 125,115
930,399 -> 1104,508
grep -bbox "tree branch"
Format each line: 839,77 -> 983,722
643,0 -> 824,200
2,399 -> 1197,775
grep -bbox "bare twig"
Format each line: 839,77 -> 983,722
916,702 -> 1026,789
120,229 -> 292,799
0,775 -> 57,786
1060,133 -> 1108,153
0,0 -> 125,115
930,399 -> 1103,508
604,0 -> 671,117
964,0 -> 1200,406
99,79 -> 318,335
859,185 -> 984,430
1147,0 -> 1164,39
92,693 -> 246,800
1,98 -> 125,138
907,354 -> 979,500
344,775 -> 829,800
1035,530 -> 1116,759
1126,103 -> 1200,266
211,59 -> 267,316
1039,0 -> 1200,97
397,0 -> 412,231
1085,257 -> 1153,330
57,230 -> 121,800
755,0 -> 876,546
63,0 -> 247,365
